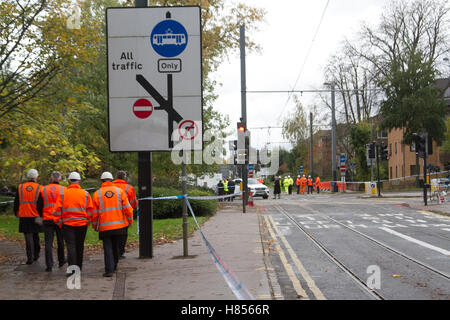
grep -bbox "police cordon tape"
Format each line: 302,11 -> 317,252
136,192 -> 255,300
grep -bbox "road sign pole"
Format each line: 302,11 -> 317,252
134,0 -> 153,260
182,150 -> 188,256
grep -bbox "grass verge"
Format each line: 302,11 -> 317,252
0,215 -> 210,249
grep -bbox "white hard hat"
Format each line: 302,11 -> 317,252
26,169 -> 39,179
68,172 -> 81,181
100,171 -> 113,180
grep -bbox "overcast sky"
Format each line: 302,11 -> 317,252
212,0 -> 393,150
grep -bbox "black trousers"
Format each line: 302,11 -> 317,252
24,233 -> 40,262
308,186 -> 313,194
288,185 -> 292,195
62,225 -> 87,270
118,226 -> 128,256
43,221 -> 65,268
103,235 -> 121,273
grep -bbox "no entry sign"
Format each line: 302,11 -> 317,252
133,99 -> 153,119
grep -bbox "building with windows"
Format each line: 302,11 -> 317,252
387,78 -> 450,180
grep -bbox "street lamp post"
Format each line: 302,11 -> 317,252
324,82 -> 337,192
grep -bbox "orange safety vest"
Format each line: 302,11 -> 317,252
53,184 -> 93,227
296,178 -> 301,186
307,178 -> 313,186
300,177 -> 307,186
315,177 -> 321,187
113,179 -> 137,209
91,181 -> 133,232
41,184 -> 66,221
17,182 -> 42,218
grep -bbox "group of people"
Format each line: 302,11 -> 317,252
13,169 -> 137,277
273,175 -> 321,199
217,178 -> 236,202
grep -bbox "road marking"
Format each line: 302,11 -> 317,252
379,227 -> 450,256
263,215 -> 309,300
267,215 -> 326,300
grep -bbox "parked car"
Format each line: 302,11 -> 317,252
233,178 -> 270,199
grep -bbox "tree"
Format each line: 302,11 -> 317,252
352,0 -> 450,144
349,122 -> 371,181
0,0 -> 98,118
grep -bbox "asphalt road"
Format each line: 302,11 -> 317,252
258,193 -> 450,300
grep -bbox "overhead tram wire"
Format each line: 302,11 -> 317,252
277,0 -> 331,121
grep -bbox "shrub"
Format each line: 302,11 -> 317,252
150,186 -> 218,219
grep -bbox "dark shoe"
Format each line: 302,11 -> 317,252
45,267 -> 52,272
103,272 -> 113,277
59,259 -> 67,268
119,255 -> 125,260
25,260 -> 33,265
33,255 -> 39,261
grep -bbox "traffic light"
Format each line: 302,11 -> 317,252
367,143 -> 375,159
380,143 -> 389,160
237,122 -> 245,133
412,133 -> 427,158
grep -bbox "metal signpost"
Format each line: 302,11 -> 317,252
107,5 -> 202,257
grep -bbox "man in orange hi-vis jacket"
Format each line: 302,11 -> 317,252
14,169 -> 43,265
39,171 -> 66,272
53,172 -> 93,272
315,176 -> 321,194
92,172 -> 133,277
296,175 -> 301,194
113,170 -> 137,259
300,175 -> 307,195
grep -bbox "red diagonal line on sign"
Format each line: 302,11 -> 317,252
182,121 -> 195,139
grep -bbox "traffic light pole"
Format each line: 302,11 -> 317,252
376,143 -> 381,197
423,134 -> 428,206
240,25 -> 248,213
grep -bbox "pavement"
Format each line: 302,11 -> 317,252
0,202 -> 280,300
359,191 -> 450,216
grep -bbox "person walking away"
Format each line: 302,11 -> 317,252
300,175 -> 307,195
217,179 -> 224,202
113,171 -> 137,259
288,176 -> 294,195
296,175 -> 301,194
53,172 -> 93,272
307,175 -> 313,194
283,176 -> 289,195
273,176 -> 281,199
92,172 -> 133,277
315,176 -> 321,194
39,171 -> 66,271
14,169 -> 43,265
227,178 -> 235,202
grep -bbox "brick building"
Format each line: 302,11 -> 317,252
387,78 -> 450,180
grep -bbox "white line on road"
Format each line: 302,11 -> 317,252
379,227 -> 450,256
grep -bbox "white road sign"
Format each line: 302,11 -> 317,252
107,6 -> 202,151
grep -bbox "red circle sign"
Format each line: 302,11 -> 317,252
133,99 -> 153,119
178,120 -> 198,140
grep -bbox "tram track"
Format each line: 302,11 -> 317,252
272,202 -> 450,300
272,204 -> 386,300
